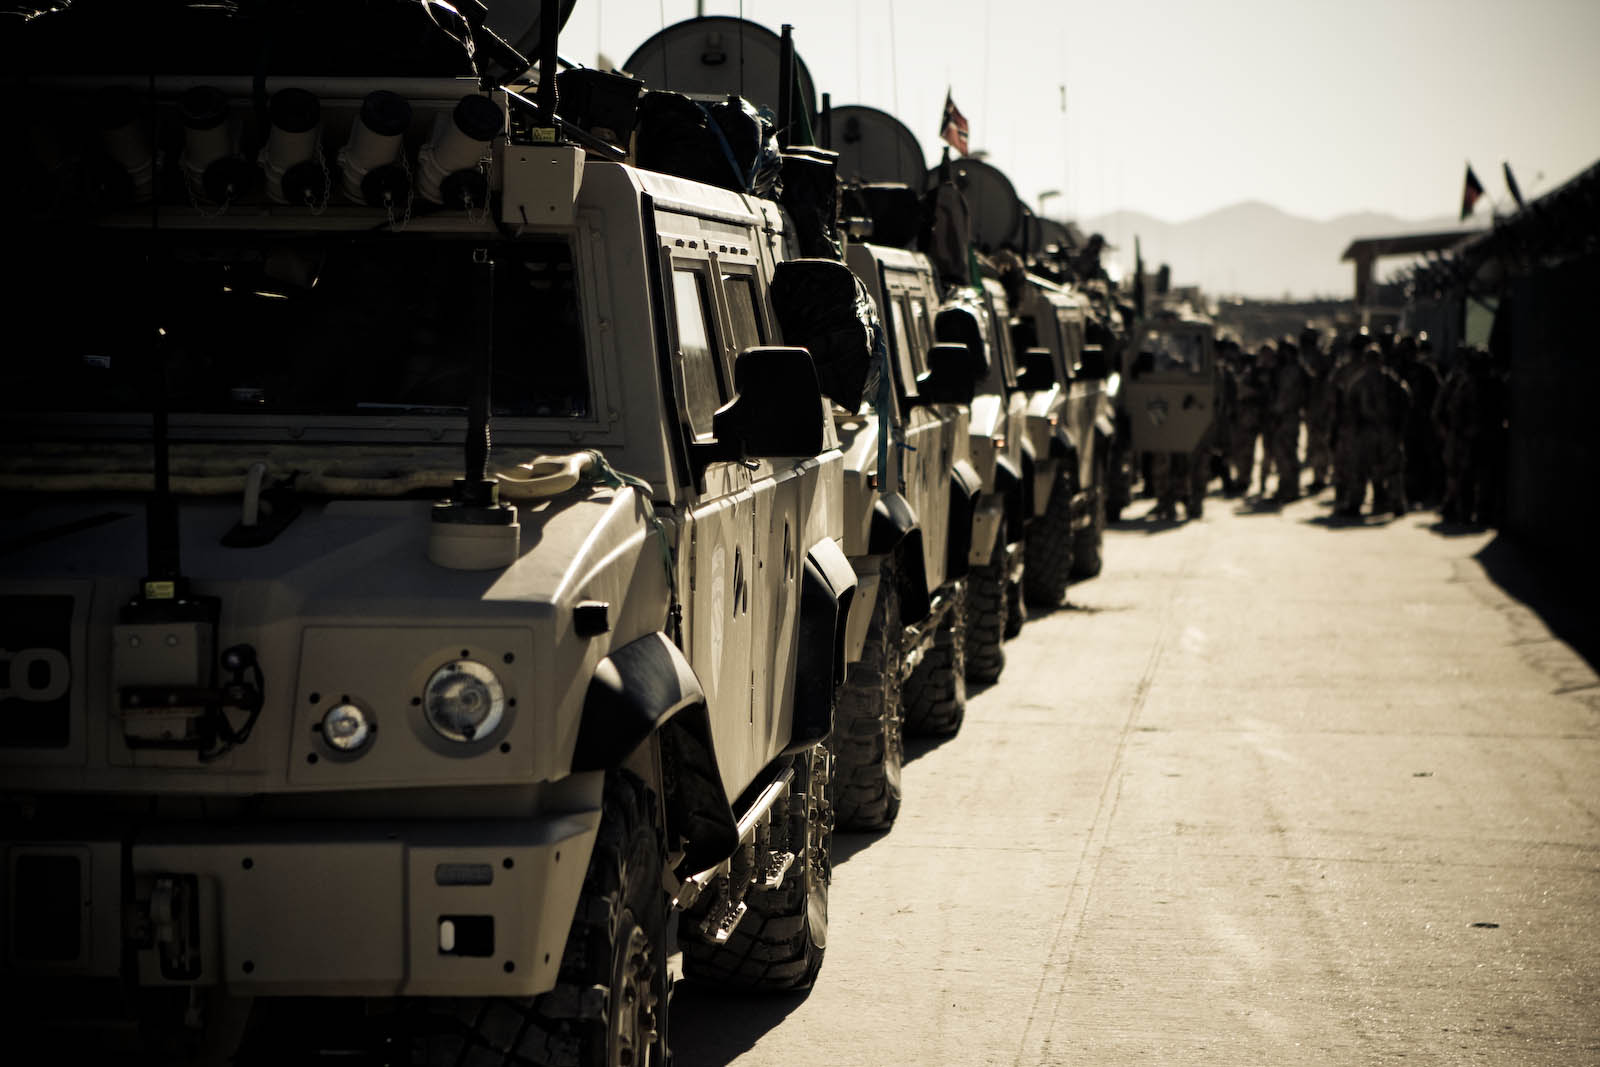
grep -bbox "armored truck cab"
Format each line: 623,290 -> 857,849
1010,273 -> 1116,601
934,277 -> 1030,682
828,241 -> 980,827
0,60 -> 853,1065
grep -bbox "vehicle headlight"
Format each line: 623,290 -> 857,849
321,702 -> 374,752
423,660 -> 506,742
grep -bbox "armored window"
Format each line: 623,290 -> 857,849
1056,309 -> 1084,377
0,234 -> 595,421
670,266 -> 725,440
721,273 -> 765,353
886,298 -> 920,399
982,285 -> 1020,389
907,296 -> 932,376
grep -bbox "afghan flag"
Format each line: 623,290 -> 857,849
940,91 -> 969,156
1460,164 -> 1484,221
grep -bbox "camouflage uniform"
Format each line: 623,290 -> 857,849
1400,346 -> 1443,508
1434,354 -> 1481,523
1229,347 -> 1266,495
1336,345 -> 1411,517
1264,339 -> 1309,502
1150,434 -> 1211,521
1301,330 -> 1334,491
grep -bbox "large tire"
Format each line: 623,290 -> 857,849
680,742 -> 833,990
964,518 -> 1007,683
1071,490 -> 1104,580
1023,472 -> 1076,608
1003,576 -> 1026,639
410,773 -> 669,1067
832,562 -> 904,831
904,582 -> 967,735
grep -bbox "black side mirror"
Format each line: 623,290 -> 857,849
1080,343 -> 1111,379
706,346 -> 825,459
913,342 -> 979,407
1016,346 -> 1056,392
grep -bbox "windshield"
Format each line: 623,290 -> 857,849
3,232 -> 590,420
1138,328 -> 1206,374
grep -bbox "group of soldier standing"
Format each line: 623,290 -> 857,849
1149,326 -> 1511,524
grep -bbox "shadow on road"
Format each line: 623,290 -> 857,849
830,829 -> 885,867
668,981 -> 811,1067
1472,533 -> 1600,674
1109,511 -> 1186,534
1302,511 -> 1401,529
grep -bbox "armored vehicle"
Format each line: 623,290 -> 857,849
0,3 -> 856,1063
933,155 -> 1114,605
1123,313 -> 1218,456
1002,268 -> 1116,601
621,24 -> 987,825
832,241 -> 980,825
831,106 -> 1028,681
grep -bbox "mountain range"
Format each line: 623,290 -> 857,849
1079,201 -> 1484,302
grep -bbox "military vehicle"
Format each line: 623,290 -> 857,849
834,239 -> 980,822
1124,313 -> 1219,455
0,3 -> 859,1063
939,154 -> 1116,605
832,105 -> 1028,684
620,22 -> 988,826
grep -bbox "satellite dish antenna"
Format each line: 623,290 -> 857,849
622,16 -> 818,132
932,156 -> 1024,252
830,104 -> 928,190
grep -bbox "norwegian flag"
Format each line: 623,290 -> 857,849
940,91 -> 969,156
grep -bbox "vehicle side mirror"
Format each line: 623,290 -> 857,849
913,342 -> 979,407
707,346 -> 825,459
1016,347 -> 1056,392
1080,343 -> 1112,379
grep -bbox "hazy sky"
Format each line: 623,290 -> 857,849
561,0 -> 1600,225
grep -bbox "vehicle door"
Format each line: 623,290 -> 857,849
661,236 -> 758,796
883,269 -> 953,592
713,254 -> 807,772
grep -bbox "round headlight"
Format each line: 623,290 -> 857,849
322,703 -> 373,752
423,660 -> 506,742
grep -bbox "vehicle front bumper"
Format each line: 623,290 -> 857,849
3,812 -> 599,998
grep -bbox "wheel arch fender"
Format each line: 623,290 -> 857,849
946,458 -> 982,581
993,452 -> 1025,539
573,632 -> 738,876
1018,436 -> 1038,518
868,491 -> 932,625
786,537 -> 859,756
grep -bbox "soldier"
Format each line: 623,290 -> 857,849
1328,329 -> 1366,506
1230,343 -> 1267,496
1336,342 -> 1411,518
1435,345 -> 1483,523
1264,336 -> 1309,502
1213,338 -> 1241,494
1398,334 -> 1443,509
1149,438 -> 1210,521
1301,326 -> 1334,492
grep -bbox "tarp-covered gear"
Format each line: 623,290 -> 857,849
634,91 -> 783,198
771,260 -> 880,412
